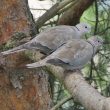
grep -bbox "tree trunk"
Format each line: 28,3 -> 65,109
0,0 -> 51,110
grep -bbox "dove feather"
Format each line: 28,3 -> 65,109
1,23 -> 91,55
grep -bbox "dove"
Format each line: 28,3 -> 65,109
26,36 -> 103,70
1,22 -> 91,55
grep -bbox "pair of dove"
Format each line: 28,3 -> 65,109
1,22 -> 103,70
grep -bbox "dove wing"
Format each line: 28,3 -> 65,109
47,39 -> 94,69
29,26 -> 77,53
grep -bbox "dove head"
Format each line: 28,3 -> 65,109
88,36 -> 103,49
75,22 -> 91,36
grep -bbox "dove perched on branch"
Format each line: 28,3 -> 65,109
26,36 -> 103,70
1,23 -> 91,55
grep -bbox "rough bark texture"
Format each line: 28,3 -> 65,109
0,0 -> 36,44
0,0 -> 51,110
0,67 -> 51,110
58,0 -> 94,25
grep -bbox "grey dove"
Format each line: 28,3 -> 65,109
26,36 -> 103,70
1,22 -> 91,55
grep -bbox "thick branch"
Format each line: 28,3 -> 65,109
36,0 -> 94,29
0,0 -> 51,109
46,66 -> 110,110
36,0 -> 76,29
58,0 -> 94,25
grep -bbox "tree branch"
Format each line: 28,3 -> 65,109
36,0 -> 94,28
45,66 -> 110,110
58,0 -> 95,25
50,95 -> 72,110
36,0 -> 75,29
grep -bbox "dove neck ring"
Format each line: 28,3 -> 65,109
75,26 -> 80,31
86,41 -> 95,57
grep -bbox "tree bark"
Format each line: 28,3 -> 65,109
36,0 -> 94,28
58,0 -> 94,25
0,0 -> 36,44
47,66 -> 110,110
0,0 -> 51,110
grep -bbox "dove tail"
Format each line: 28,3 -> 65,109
1,44 -> 27,55
26,60 -> 46,68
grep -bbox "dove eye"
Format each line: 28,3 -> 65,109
85,26 -> 87,28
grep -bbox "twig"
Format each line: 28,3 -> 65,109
30,8 -> 47,11
58,1 -> 77,14
50,95 -> 72,110
94,0 -> 99,35
89,0 -> 99,82
97,27 -> 110,35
